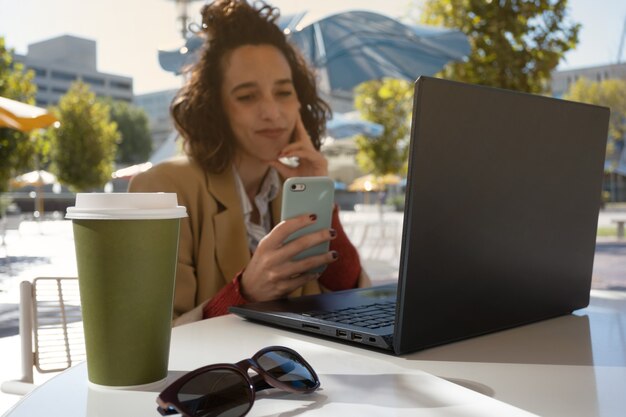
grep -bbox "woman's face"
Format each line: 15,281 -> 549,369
221,44 -> 300,166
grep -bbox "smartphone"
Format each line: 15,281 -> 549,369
281,176 -> 335,274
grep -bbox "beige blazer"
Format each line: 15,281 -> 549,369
129,157 -> 369,325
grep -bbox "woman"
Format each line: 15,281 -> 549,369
129,0 -> 369,325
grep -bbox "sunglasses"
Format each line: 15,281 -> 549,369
156,346 -> 320,417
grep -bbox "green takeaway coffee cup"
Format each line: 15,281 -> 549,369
66,193 -> 187,389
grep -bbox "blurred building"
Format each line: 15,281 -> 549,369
552,62 -> 626,202
134,89 -> 178,152
551,62 -> 626,98
12,35 -> 133,107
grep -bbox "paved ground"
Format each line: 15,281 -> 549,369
0,209 -> 625,413
1,210 -> 625,337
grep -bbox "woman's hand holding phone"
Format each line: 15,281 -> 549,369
240,213 -> 337,303
241,114 -> 336,302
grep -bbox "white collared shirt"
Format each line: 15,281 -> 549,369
232,166 -> 281,252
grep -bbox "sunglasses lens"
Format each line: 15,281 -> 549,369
257,350 -> 318,390
176,369 -> 251,417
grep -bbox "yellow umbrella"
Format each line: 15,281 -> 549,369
348,174 -> 402,192
0,96 -> 58,132
1,97 -> 59,219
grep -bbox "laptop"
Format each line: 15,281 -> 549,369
230,76 -> 610,355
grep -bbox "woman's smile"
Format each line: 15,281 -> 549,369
255,127 -> 288,139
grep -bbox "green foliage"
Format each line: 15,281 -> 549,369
29,128 -> 53,169
387,194 -> 406,211
597,226 -> 621,238
419,0 -> 580,93
0,193 -> 13,215
48,82 -> 120,192
353,78 -> 413,178
0,38 -> 35,103
0,36 -> 38,192
564,78 -> 626,166
103,98 -> 153,164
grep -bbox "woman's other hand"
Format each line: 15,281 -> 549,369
269,115 -> 328,178
240,213 -> 338,302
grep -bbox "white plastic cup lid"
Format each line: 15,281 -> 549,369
65,193 -> 187,220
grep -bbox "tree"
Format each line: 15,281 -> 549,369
419,0 -> 580,94
49,82 -> 119,192
564,78 -> 626,163
353,78 -> 413,179
0,37 -> 38,192
104,99 -> 153,165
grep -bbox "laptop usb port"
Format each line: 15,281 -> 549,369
351,333 -> 363,341
336,330 -> 347,338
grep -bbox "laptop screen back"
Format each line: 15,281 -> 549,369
394,77 -> 610,354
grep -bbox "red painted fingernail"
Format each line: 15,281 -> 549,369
309,214 -> 317,221
331,250 -> 338,259
329,228 -> 337,238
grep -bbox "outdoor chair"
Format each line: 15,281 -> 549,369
1,277 -> 85,395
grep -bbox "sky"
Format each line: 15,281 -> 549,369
1,0 -> 625,95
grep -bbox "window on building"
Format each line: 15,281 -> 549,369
51,87 -> 67,94
36,84 -> 48,92
109,80 -> 132,90
30,66 -> 47,77
83,75 -> 105,86
36,99 -> 48,106
51,70 -> 77,81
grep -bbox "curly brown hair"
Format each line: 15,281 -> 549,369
171,0 -> 331,174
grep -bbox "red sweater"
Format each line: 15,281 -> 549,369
203,206 -> 361,318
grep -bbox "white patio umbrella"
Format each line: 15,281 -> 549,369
111,162 -> 153,180
326,111 -> 383,139
10,170 -> 60,219
10,170 -> 58,188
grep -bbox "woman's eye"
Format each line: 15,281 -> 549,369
276,90 -> 293,98
236,94 -> 255,102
